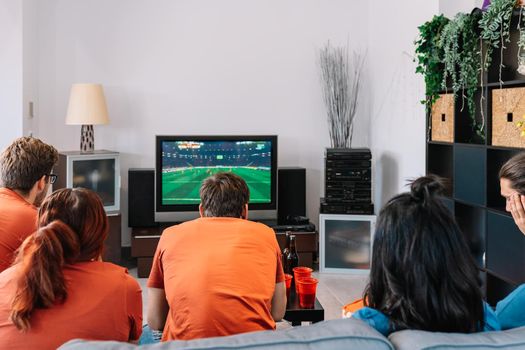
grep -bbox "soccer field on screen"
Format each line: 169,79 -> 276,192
162,166 -> 271,205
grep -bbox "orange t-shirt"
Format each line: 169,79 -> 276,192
0,188 -> 38,272
147,217 -> 285,341
0,261 -> 142,350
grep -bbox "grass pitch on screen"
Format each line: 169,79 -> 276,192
162,167 -> 271,205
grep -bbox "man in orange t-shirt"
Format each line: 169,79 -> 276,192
0,137 -> 58,271
147,172 -> 286,341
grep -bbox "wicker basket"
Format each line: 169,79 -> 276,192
431,94 -> 454,142
492,87 -> 525,148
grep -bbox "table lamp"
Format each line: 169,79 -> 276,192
65,83 -> 109,153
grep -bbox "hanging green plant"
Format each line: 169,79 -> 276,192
479,0 -> 516,83
440,11 -> 484,139
517,6 -> 525,74
414,15 -> 449,111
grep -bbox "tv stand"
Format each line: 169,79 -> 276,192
131,221 -> 318,278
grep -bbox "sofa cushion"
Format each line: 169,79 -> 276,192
389,326 -> 525,350
60,318 -> 393,350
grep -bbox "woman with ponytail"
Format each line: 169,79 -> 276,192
344,175 -> 501,335
0,188 -> 142,349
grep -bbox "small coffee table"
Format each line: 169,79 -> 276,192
283,291 -> 325,326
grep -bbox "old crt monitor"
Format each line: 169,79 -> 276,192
54,150 -> 120,213
155,135 -> 277,222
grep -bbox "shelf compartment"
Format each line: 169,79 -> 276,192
455,88 -> 486,144
454,145 -> 486,206
486,271 -> 520,306
454,202 -> 486,269
486,210 -> 525,284
427,143 -> 453,197
486,148 -> 521,211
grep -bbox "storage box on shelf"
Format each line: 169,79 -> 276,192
491,86 -> 525,148
431,93 -> 455,142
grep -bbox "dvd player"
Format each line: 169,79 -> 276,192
270,223 -> 316,233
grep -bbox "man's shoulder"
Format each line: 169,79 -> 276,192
0,188 -> 35,211
240,219 -> 275,233
158,219 -> 200,241
0,189 -> 37,229
159,217 -> 276,240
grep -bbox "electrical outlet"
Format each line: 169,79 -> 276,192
28,101 -> 34,119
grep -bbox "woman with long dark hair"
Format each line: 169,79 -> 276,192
349,175 -> 500,335
0,188 -> 142,349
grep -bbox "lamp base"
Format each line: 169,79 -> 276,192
80,125 -> 94,153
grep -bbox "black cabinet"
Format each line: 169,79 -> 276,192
487,211 -> 525,283
426,14 -> 525,306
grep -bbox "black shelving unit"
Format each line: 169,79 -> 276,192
426,13 -> 525,306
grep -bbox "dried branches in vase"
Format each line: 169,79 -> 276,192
319,41 -> 364,148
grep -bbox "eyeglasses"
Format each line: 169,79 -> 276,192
46,174 -> 58,184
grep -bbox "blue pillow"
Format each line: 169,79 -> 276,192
352,307 -> 391,336
496,283 -> 525,330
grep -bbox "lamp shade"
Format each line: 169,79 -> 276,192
65,83 -> 109,125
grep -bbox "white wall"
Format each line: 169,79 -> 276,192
440,0 -> 483,17
35,0 -> 370,246
23,0 -> 38,138
0,0 -> 23,149
367,0 -> 439,208
28,1 -> 450,246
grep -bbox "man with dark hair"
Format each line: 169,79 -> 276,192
0,136 -> 59,271
147,172 -> 286,341
500,152 -> 525,235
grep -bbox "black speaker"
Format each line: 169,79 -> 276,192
277,167 -> 306,225
128,168 -> 156,227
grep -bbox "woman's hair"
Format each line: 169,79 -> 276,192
499,152 -> 525,195
10,188 -> 108,331
363,175 -> 484,333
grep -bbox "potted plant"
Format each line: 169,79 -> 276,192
319,41 -> 364,148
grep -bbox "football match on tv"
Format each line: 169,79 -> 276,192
161,140 -> 272,205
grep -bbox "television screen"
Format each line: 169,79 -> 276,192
160,139 -> 273,205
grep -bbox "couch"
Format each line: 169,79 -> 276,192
60,318 -> 525,350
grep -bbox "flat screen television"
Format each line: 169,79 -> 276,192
155,135 -> 277,222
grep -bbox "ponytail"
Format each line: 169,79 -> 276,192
10,220 -> 80,331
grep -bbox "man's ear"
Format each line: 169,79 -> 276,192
199,204 -> 204,218
242,204 -> 248,220
36,175 -> 47,191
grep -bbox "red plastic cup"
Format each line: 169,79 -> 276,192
296,277 -> 318,309
293,267 -> 313,292
284,274 -> 293,301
